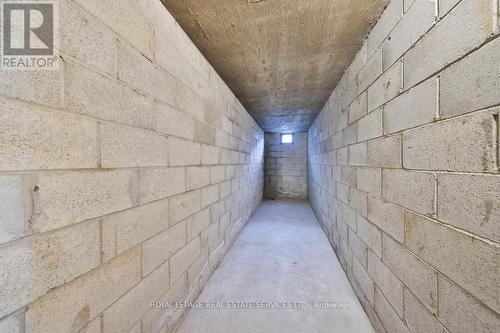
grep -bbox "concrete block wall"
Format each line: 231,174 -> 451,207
0,0 -> 264,332
308,0 -> 500,332
264,132 -> 308,199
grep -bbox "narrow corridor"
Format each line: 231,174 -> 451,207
176,200 -> 374,333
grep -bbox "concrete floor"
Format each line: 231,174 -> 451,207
175,199 -> 375,333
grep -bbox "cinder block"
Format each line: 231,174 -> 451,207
338,239 -> 353,272
210,166 -> 226,184
367,250 -> 404,316
193,115 -> 216,143
169,137 -> 201,167
231,178 -> 240,193
349,93 -> 368,124
352,257 -> 375,304
225,164 -> 236,180
357,107 -> 383,142
201,184 -> 220,208
403,0 -> 417,12
338,109 -> 349,131
219,211 -> 231,234
405,211 -> 499,313
221,117 -> 233,134
347,41 -> 368,83
141,275 -> 187,333
0,176 -> 30,244
342,78 -> 360,110
349,142 -> 367,166
156,102 -> 195,140
367,61 -> 403,112
356,167 -> 382,197
24,248 -> 140,333
438,276 -> 500,333
382,169 -> 435,216
373,287 -> 410,333
356,216 -> 382,257
403,109 -> 497,172
102,261 -> 170,333
117,42 -> 177,104
0,311 -> 24,333
341,166 -> 357,187
437,173 -> 499,242
339,186 -> 352,210
128,322 -> 141,333
382,0 -> 435,70
72,0 -> 153,59
440,39 -> 500,119
404,0 -> 495,89
154,30 -> 194,88
0,67 -> 61,108
65,61 -> 155,130
186,166 -> 210,191
337,219 -> 349,243
357,49 -> 383,94
0,99 -> 99,171
215,129 -> 229,148
136,0 -> 181,54
342,204 -> 356,228
101,199 -> 170,262
438,0 -> 461,17
139,167 -> 186,204
383,78 -> 437,134
367,196 -> 405,243
201,145 -> 219,165
187,208 -> 210,240
367,0 -> 403,56
382,234 -> 438,313
348,188 -> 368,218
363,302 -> 386,333
0,220 -> 100,318
211,201 -> 226,223
169,190 -> 201,224
31,170 -> 139,233
342,123 -> 358,146
219,210 -> 232,237
101,122 -> 169,168
366,134 -> 402,168
404,289 -> 448,333
60,0 -> 116,75
170,237 -> 201,282
188,250 -> 209,287
349,230 -> 368,267
220,181 -> 231,198
220,149 -> 233,165
142,221 -> 186,276
337,147 -> 349,165
81,314 -> 102,333
201,220 -> 220,252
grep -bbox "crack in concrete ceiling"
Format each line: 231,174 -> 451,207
161,0 -> 389,132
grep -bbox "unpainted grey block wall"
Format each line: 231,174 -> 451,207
264,132 -> 308,199
0,0 -> 264,332
308,0 -> 500,332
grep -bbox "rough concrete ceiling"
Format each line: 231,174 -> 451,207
161,0 -> 389,132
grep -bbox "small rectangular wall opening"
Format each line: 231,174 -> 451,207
281,134 -> 293,144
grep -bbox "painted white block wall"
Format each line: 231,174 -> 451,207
0,1 -> 264,332
308,0 -> 500,332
